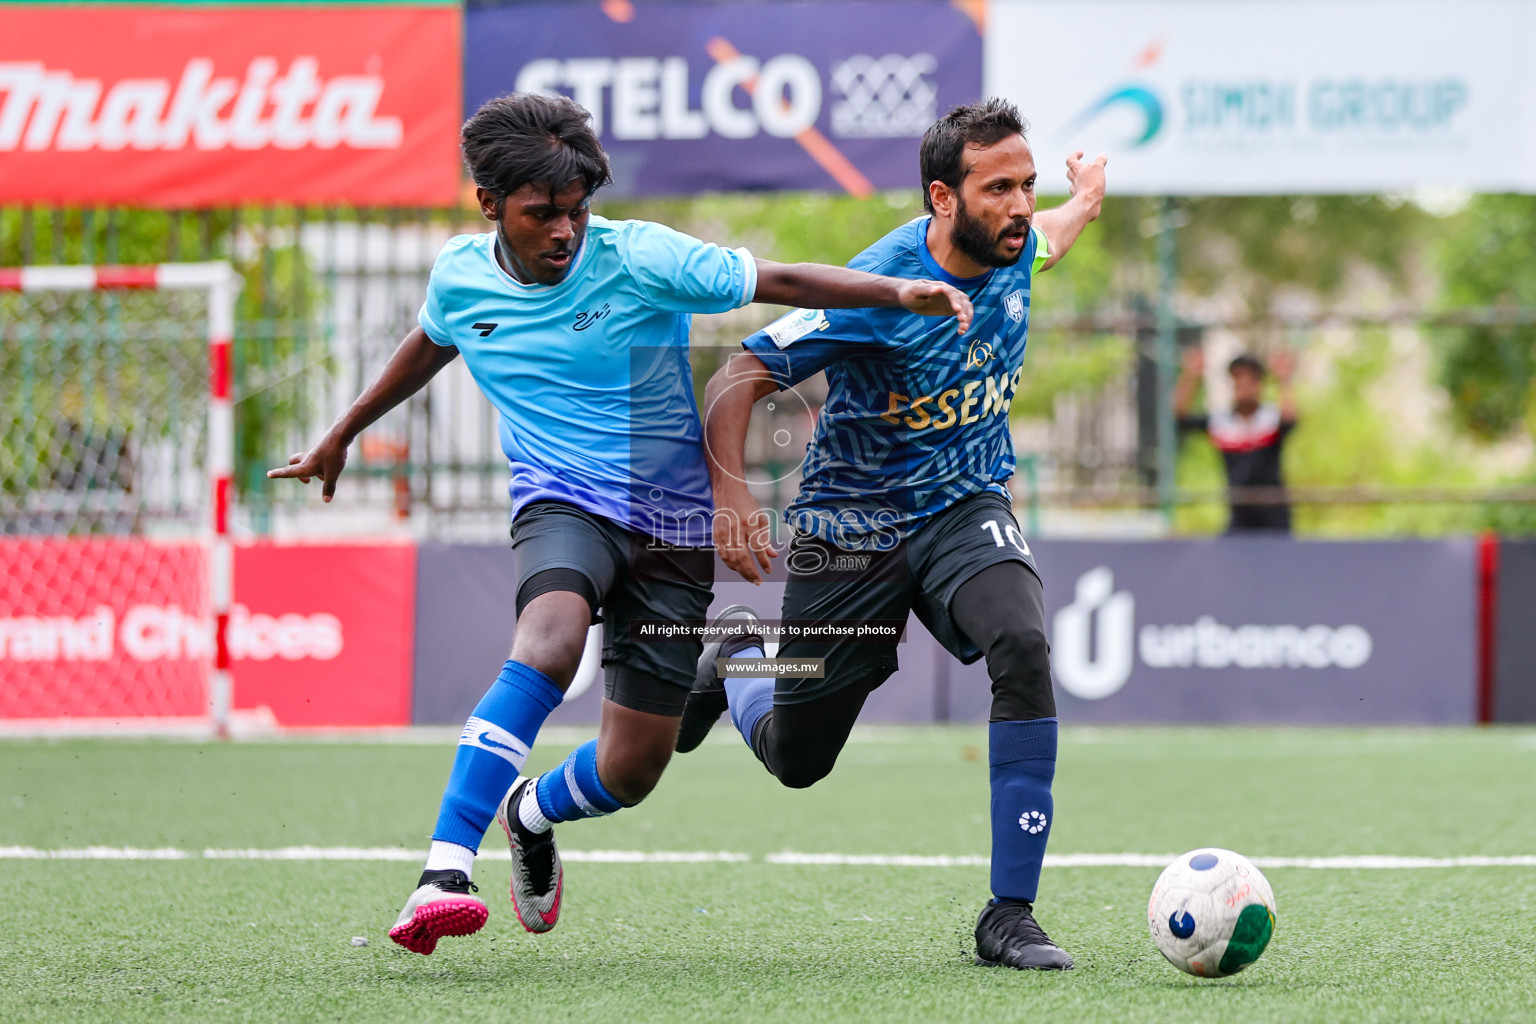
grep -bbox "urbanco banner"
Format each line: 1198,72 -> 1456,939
466,1 -> 983,197
0,4 -> 462,206
986,0 -> 1536,195
1024,539 -> 1478,724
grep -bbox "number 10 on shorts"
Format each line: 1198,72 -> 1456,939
981,519 -> 1031,556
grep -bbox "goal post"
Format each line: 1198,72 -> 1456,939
0,262 -> 239,736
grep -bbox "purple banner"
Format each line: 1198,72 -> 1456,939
413,538 -> 1479,725
1494,540 -> 1536,723
1025,539 -> 1479,725
465,1 -> 984,196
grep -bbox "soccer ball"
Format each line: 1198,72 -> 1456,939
1147,847 -> 1277,978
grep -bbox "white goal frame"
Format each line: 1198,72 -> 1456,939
0,262 -> 239,737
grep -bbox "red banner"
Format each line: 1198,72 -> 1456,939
0,4 -> 461,206
232,542 -> 416,727
0,539 -> 208,720
0,539 -> 416,727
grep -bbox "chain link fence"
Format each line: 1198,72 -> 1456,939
1,285 -> 210,536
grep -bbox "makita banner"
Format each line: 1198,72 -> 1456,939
0,540 -> 416,727
466,1 -> 983,196
0,4 -> 461,206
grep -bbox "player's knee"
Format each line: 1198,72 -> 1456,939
990,622 -> 1050,679
774,755 -> 837,790
988,623 -> 1056,721
509,631 -> 586,689
601,758 -> 666,805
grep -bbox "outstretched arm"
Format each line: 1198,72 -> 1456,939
1173,345 -> 1205,420
703,353 -> 782,584
267,326 -> 458,502
1271,348 -> 1299,423
1032,151 -> 1108,272
754,261 -> 973,334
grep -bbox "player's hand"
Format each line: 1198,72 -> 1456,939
897,280 -> 973,335
713,486 -> 779,585
1270,347 -> 1296,381
1064,150 -> 1108,214
1181,345 -> 1206,377
267,434 -> 350,502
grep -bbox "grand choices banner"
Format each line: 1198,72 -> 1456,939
466,0 -> 983,196
0,4 -> 461,206
988,0 -> 1536,195
0,540 -> 417,727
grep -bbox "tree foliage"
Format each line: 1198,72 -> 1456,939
1434,194 -> 1536,441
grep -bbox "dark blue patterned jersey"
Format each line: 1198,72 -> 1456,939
741,216 -> 1047,551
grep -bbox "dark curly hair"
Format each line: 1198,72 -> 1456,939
919,98 -> 1029,213
461,93 -> 612,204
1229,354 -> 1267,378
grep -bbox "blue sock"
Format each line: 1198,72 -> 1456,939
431,660 -> 564,851
989,718 -> 1058,903
535,738 -> 627,822
722,645 -> 772,748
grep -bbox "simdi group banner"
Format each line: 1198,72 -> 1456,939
988,0 -> 1536,195
0,3 -> 462,206
466,0 -> 983,197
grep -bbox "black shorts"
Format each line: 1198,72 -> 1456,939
776,492 -> 1039,704
511,501 -> 713,716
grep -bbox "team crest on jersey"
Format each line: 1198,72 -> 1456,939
966,335 -> 995,369
1004,290 -> 1025,324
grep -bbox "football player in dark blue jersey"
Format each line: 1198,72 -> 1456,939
680,99 -> 1106,970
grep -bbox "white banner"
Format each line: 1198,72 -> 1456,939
986,0 -> 1536,194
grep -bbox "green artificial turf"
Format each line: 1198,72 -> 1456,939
1,727 -> 1534,1023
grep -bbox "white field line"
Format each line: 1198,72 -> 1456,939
2,846 -> 1536,868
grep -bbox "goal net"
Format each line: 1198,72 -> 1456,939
0,264 -> 236,735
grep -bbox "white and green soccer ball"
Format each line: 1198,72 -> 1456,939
1147,847 -> 1277,978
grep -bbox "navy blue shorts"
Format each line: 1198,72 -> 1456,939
775,492 -> 1039,704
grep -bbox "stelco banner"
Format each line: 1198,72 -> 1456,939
0,4 -> 461,206
988,0 -> 1536,195
465,0 -> 983,197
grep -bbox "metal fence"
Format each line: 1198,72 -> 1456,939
1,284 -> 211,536
4,204 -> 1535,542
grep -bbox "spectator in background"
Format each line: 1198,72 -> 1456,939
1174,347 -> 1297,533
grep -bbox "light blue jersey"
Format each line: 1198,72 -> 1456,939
419,216 -> 757,545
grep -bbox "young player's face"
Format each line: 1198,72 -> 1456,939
950,135 -> 1037,269
480,179 -> 592,285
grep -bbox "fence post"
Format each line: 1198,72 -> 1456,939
1154,197 -> 1181,525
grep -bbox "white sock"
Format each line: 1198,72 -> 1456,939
518,778 -> 553,833
424,840 -> 475,879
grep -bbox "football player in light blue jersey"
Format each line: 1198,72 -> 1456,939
682,99 -> 1107,970
270,92 -> 971,955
